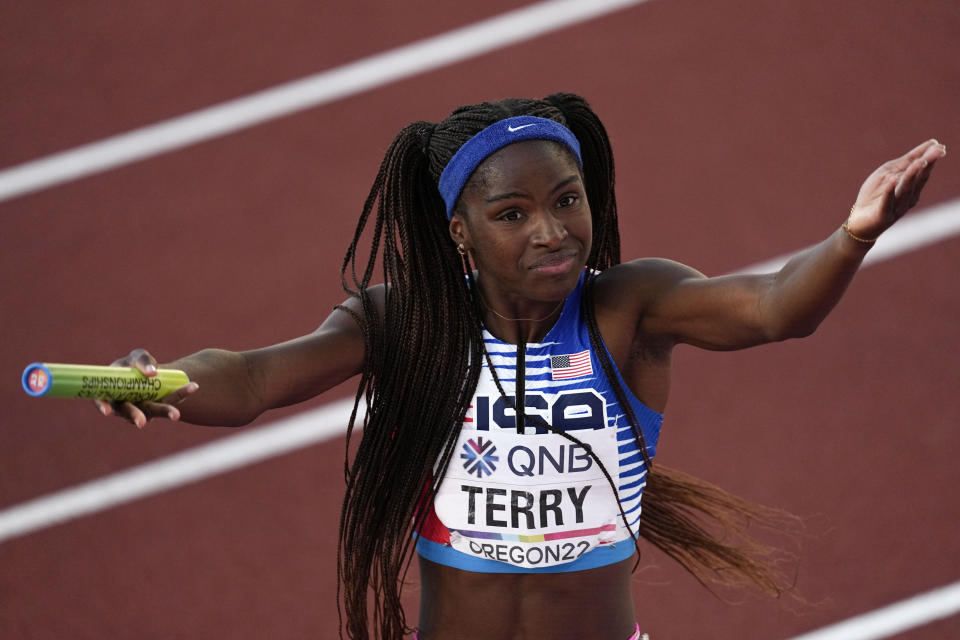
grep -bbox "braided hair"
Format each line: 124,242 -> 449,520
337,93 -> 795,639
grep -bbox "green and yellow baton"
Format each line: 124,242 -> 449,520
22,363 -> 189,403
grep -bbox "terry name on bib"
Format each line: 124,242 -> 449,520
433,428 -> 621,569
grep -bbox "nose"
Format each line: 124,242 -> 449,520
531,209 -> 568,248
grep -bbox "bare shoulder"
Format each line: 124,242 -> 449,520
593,258 -> 706,316
588,260 -> 707,403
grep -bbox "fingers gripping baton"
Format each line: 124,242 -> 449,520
22,363 -> 190,402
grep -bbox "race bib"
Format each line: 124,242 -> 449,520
433,428 -> 621,569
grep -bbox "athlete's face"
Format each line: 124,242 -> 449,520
449,140 -> 592,311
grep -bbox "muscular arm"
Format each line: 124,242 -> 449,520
630,229 -> 870,350
102,288 -> 380,428
599,139 -> 946,352
167,307 -> 366,426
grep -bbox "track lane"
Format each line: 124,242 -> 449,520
2,1 -> 958,638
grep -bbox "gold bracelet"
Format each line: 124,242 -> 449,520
841,222 -> 876,245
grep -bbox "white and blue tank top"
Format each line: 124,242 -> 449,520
416,271 -> 663,573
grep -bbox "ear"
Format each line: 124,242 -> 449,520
449,213 -> 470,251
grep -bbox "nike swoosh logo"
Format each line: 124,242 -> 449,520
507,123 -> 535,132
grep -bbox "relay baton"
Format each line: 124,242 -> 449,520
22,363 -> 190,403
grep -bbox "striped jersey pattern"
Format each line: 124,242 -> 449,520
473,323 -> 661,540
416,271 -> 664,573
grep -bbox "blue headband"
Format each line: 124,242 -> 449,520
437,115 -> 582,218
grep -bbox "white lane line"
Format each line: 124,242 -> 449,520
0,0 -> 648,203
787,581 -> 960,640
732,198 -> 960,275
0,397 -> 363,544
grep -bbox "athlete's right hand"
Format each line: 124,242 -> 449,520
93,348 -> 199,429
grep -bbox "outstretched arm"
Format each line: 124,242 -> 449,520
97,289 -> 378,428
613,139 -> 946,350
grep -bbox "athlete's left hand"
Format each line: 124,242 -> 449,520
846,139 -> 946,241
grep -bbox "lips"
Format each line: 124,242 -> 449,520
529,250 -> 578,274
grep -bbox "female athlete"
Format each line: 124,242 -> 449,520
96,93 -> 945,639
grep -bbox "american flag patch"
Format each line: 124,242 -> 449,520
550,350 -> 592,380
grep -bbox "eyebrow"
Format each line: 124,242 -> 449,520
484,175 -> 581,204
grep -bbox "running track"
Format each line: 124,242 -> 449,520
2,2 -> 959,638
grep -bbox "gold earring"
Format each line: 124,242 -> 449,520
457,243 -> 467,256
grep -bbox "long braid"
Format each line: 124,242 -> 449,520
337,121 -> 483,639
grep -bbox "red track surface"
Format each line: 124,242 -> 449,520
2,2 -> 959,638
